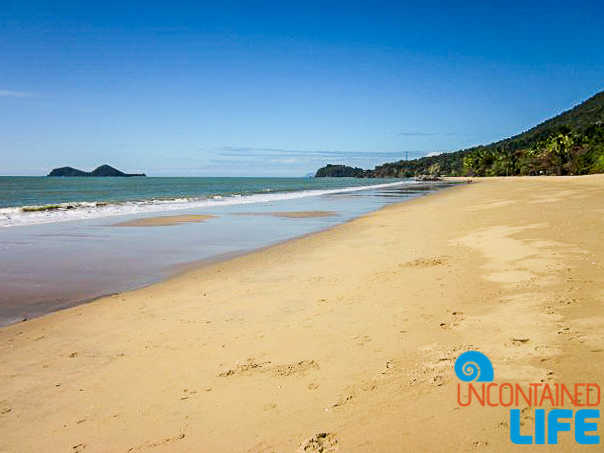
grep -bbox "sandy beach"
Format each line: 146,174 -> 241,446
1,176 -> 603,452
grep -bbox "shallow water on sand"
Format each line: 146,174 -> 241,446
0,181 -> 455,325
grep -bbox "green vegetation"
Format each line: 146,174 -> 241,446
463,124 -> 604,176
369,151 -> 466,178
316,89 -> 604,178
315,164 -> 367,177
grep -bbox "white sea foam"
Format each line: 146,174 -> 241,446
0,181 -> 415,228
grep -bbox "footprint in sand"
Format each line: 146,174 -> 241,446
471,440 -> 490,449
400,256 -> 450,268
439,311 -> 464,330
409,344 -> 472,387
127,433 -> 185,452
180,389 -> 197,400
218,359 -> 268,376
510,338 -> 531,346
298,433 -> 338,452
557,326 -> 581,341
218,359 -> 319,377
271,360 -> 320,376
352,334 -> 371,346
519,407 -> 531,426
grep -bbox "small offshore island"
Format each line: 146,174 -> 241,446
48,164 -> 146,177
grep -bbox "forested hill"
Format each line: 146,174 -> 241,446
493,89 -> 604,151
316,89 -> 604,178
314,164 -> 367,177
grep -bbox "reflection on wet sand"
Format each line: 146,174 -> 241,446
114,214 -> 218,227
235,211 -> 337,218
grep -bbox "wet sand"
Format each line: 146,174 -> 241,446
235,211 -> 338,218
114,214 -> 219,227
0,176 -> 603,452
1,185 -> 443,326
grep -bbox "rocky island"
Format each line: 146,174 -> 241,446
314,164 -> 367,177
48,164 -> 146,177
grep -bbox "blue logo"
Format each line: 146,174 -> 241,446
455,351 -> 600,445
454,350 -> 494,382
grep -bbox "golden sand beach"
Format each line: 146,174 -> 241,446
0,176 -> 603,452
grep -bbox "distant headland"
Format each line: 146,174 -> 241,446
48,164 -> 146,177
315,89 -> 604,178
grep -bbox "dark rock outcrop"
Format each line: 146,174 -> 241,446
47,166 -> 90,177
48,165 -> 146,177
315,164 -> 367,178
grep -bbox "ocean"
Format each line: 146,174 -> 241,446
1,176 -> 408,227
0,176 -> 455,325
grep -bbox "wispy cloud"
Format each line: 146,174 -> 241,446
153,147 -> 450,176
158,146 -> 449,176
0,89 -> 35,98
216,147 -> 425,161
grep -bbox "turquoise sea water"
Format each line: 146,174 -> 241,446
0,176 -> 455,325
0,176 -> 401,208
0,176 -> 406,227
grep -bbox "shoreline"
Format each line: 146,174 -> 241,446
0,181 -> 455,327
1,176 -> 602,452
0,178 -> 415,228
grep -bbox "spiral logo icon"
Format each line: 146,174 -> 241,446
455,351 -> 494,382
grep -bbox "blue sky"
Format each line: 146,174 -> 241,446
1,0 -> 603,176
